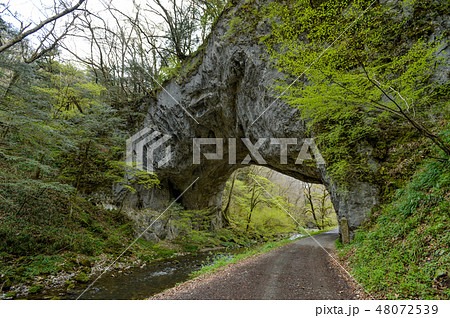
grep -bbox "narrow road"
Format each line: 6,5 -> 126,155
151,229 -> 358,300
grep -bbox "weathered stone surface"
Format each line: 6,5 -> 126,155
121,1 -> 383,238
340,217 -> 350,246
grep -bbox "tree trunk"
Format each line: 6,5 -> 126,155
222,171 -> 236,227
304,184 -> 321,230
246,186 -> 257,232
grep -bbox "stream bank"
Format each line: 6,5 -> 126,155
0,225 -> 257,299
25,247 -> 247,300
1,244 -> 242,300
2,229 -> 326,300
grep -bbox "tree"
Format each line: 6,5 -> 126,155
145,0 -> 227,60
62,0 -> 227,107
222,170 -> 236,227
192,0 -> 227,42
0,40 -> 131,212
0,0 -> 86,63
244,173 -> 264,232
264,0 -> 450,185
221,166 -> 297,235
303,183 -> 335,230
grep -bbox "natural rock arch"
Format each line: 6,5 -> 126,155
122,3 -> 379,237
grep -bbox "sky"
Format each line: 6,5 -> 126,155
6,0 -> 138,23
3,0 -> 171,60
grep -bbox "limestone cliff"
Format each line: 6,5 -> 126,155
121,1 -> 388,237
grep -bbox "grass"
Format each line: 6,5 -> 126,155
0,189 -> 143,289
0,204 -> 286,295
339,158 -> 450,299
190,227 -> 335,279
190,240 -> 291,278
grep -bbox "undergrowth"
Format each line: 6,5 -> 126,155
190,228 -> 334,279
340,157 -> 450,299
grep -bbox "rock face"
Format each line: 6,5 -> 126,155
121,2 -> 380,237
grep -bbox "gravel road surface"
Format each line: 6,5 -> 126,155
150,229 -> 358,300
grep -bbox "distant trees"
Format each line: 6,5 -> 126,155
271,172 -> 307,230
222,166 -> 300,236
242,170 -> 269,232
221,165 -> 338,234
303,183 -> 335,230
60,0 -> 227,107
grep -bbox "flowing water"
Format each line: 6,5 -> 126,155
28,248 -> 244,300
21,233 -> 321,299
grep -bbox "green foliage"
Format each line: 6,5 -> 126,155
159,206 -> 225,251
244,1 -> 450,299
222,0 -> 264,41
73,272 -> 90,283
34,62 -> 106,117
222,167 -> 297,237
0,191 -> 130,256
158,56 -> 183,83
342,156 -> 450,299
224,16 -> 243,39
1,254 -> 66,287
263,0 -> 450,186
108,161 -> 160,194
28,285 -> 43,294
180,230 -> 218,251
0,54 -> 130,195
0,20 -> 151,266
199,0 -> 228,31
0,36 -> 158,291
190,238 -> 295,278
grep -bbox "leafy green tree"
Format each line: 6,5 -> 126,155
222,166 -> 296,236
264,0 -> 450,184
303,183 -> 336,230
0,22 -> 134,216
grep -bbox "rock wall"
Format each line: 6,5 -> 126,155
120,1 -> 382,237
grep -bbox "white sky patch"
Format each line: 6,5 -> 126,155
2,0 -> 171,61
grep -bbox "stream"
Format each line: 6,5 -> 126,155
70,235 -> 310,299
28,248 -> 245,300
19,233 -> 313,300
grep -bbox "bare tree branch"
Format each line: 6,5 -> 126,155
0,0 -> 86,54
